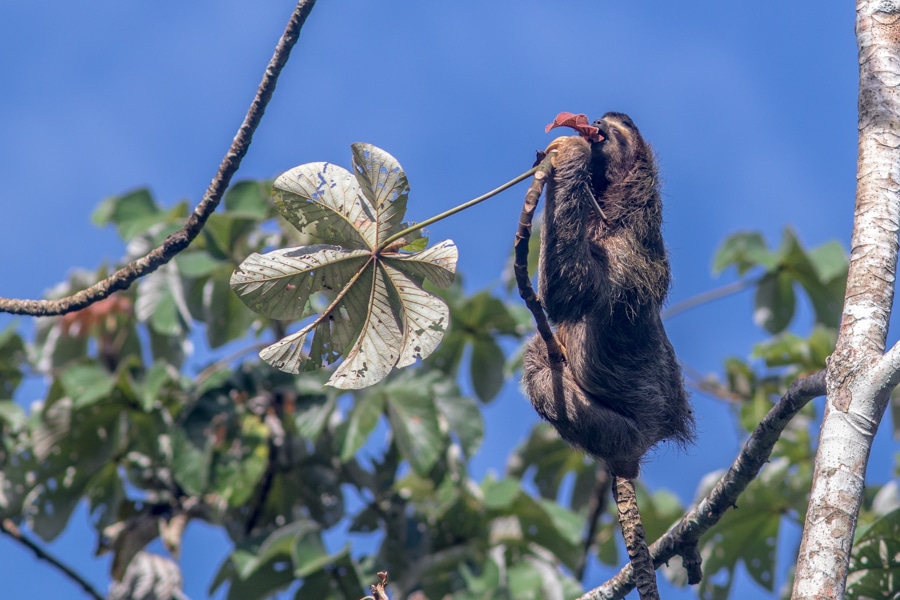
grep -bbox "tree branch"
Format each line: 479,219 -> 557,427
793,4 -> 900,597
0,0 -> 318,317
581,370 -> 826,600
514,151 -> 564,364
1,519 -> 104,600
661,275 -> 762,321
612,477 -> 659,600
872,337 -> 900,392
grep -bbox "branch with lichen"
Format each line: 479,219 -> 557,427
0,0 -> 318,317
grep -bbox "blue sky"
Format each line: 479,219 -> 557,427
0,2 -> 889,599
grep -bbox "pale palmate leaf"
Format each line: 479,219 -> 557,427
230,143 -> 457,389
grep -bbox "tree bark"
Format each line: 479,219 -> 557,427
792,2 -> 900,597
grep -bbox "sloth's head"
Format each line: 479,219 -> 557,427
590,112 -> 647,191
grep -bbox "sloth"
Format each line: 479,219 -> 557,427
522,112 -> 694,479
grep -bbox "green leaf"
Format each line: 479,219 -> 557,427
27,400 -> 126,541
170,391 -> 233,495
0,400 -> 25,430
224,179 -> 272,220
136,262 -> 193,337
724,357 -> 755,398
713,232 -> 776,275
470,337 -> 506,402
808,240 -> 849,283
212,415 -> 269,507
754,271 -> 795,334
634,486 -> 685,542
0,324 -> 25,398
171,427 -> 213,496
434,392 -> 484,458
385,382 -> 443,476
752,333 -> 806,368
91,188 -> 163,241
60,363 -> 115,409
293,571 -> 333,599
232,144 -> 458,389
508,493 -> 582,570
291,533 -> 331,578
203,267 -> 257,349
340,392 -> 384,461
203,213 -> 258,259
175,250 -> 222,277
507,423 -> 593,501
506,559 -> 550,600
777,228 -> 846,328
482,477 -> 520,510
294,391 -> 336,442
534,498 -> 583,546
149,329 -> 186,370
739,389 -> 775,434
139,363 -> 175,413
807,325 -> 837,368
848,507 -> 900,598
401,235 -> 429,252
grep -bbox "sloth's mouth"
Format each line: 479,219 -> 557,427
592,120 -> 608,143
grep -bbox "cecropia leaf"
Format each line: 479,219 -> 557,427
272,143 -> 410,250
231,143 -> 458,389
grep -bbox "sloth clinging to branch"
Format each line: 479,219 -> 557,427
522,112 -> 695,479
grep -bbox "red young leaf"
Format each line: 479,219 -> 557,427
545,112 -> 603,142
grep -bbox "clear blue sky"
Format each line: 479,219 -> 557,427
0,2 -> 890,599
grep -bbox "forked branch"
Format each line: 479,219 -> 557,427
582,370 -> 826,600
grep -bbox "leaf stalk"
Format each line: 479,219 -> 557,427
377,165 -> 539,252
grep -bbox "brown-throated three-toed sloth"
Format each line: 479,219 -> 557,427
522,112 -> 694,479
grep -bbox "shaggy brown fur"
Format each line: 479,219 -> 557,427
522,112 -> 694,479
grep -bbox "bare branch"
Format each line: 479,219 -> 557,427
0,0 -> 318,317
581,370 -> 825,600
612,477 -> 659,600
1,519 -> 104,600
661,275 -> 762,321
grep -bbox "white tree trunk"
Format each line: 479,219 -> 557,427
792,2 -> 900,598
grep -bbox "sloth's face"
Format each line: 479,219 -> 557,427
590,112 -> 640,187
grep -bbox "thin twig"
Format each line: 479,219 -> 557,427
581,370 -> 826,600
1,519 -> 104,600
613,478 -> 659,600
575,465 -> 612,581
0,0 -> 318,317
194,341 -> 269,386
514,151 -> 565,364
661,275 -> 762,321
681,361 -> 744,403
